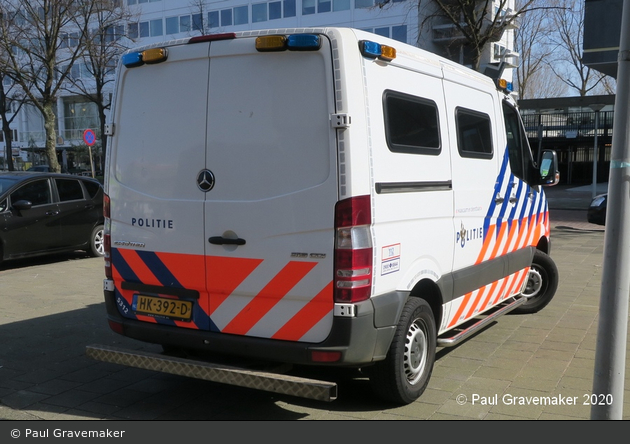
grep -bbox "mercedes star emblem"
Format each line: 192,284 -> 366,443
197,169 -> 215,192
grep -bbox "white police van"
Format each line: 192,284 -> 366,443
97,27 -> 559,404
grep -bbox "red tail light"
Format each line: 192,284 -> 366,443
334,195 -> 373,303
104,193 -> 112,279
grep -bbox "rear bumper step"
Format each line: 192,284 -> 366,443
437,297 -> 526,347
86,344 -> 337,402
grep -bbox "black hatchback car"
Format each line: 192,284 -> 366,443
0,172 -> 104,264
587,193 -> 607,226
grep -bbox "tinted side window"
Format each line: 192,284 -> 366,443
456,108 -> 493,159
11,180 -> 52,206
383,90 -> 441,155
55,179 -> 85,202
83,181 -> 101,199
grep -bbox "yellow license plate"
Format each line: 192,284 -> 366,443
134,295 -> 193,321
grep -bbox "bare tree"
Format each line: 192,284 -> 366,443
64,1 -> 135,171
514,0 -> 558,99
189,0 -> 209,36
0,74 -> 27,170
419,0 -> 536,71
548,0 -> 610,96
0,0 -> 96,172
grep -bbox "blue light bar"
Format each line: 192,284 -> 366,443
122,52 -> 143,68
359,40 -> 381,59
287,34 -> 321,51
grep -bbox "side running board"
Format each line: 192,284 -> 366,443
437,296 -> 527,348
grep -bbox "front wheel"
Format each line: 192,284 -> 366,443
89,225 -> 105,257
513,250 -> 558,314
368,297 -> 436,405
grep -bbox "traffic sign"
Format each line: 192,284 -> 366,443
83,129 -> 96,146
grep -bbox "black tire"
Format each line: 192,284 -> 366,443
89,225 -> 105,257
368,297 -> 436,405
512,250 -> 558,314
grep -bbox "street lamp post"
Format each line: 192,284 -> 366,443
590,103 -> 606,199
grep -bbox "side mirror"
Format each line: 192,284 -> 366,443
539,150 -> 559,186
12,200 -> 33,211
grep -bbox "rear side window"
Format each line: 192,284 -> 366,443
383,90 -> 441,155
55,179 -> 85,202
82,181 -> 101,199
11,180 -> 52,206
456,108 -> 493,159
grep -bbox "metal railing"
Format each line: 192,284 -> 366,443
522,111 -> 614,140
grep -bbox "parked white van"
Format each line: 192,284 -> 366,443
98,27 -> 559,404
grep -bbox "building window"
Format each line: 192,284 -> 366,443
180,15 -> 191,32
375,27 -> 389,38
105,25 -> 124,42
208,11 -> 220,28
392,25 -> 407,43
252,3 -> 267,22
139,21 -> 149,38
127,23 -> 138,39
221,9 -> 233,26
355,0 -> 372,8
64,101 -> 99,139
333,0 -> 350,11
269,1 -> 282,19
318,0 -> 331,13
303,0 -> 315,15
284,0 -> 296,17
192,13 -> 203,32
234,6 -> 248,25
166,16 -> 179,35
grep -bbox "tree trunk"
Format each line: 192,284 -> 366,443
43,105 -> 60,172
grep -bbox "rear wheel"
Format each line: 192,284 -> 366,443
513,250 -> 558,314
368,297 -> 436,405
89,225 -> 105,257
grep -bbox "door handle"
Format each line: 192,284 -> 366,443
494,194 -> 504,204
509,195 -> 518,204
45,210 -> 59,216
209,236 -> 246,246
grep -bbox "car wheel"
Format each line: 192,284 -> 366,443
89,225 -> 105,257
368,297 -> 436,405
512,250 -> 558,314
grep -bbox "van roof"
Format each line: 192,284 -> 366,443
120,27 -> 499,93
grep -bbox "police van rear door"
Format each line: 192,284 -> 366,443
201,34 -> 338,343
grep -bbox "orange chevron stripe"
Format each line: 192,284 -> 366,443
156,252 -> 206,291
512,269 -> 529,296
491,275 -> 511,306
465,286 -> 487,320
448,291 -> 473,328
222,261 -> 318,335
272,282 -> 333,341
206,256 -> 263,315
514,217 -> 529,251
476,224 -> 496,264
489,221 -> 508,261
501,219 -> 519,256
479,279 -> 500,313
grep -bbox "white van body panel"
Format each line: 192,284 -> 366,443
104,28 -> 554,376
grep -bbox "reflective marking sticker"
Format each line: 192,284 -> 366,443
381,243 -> 401,275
